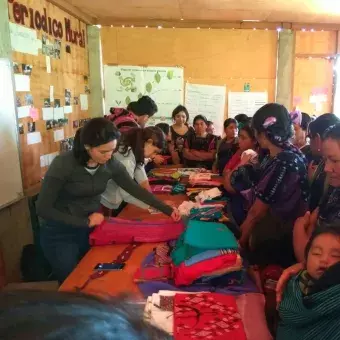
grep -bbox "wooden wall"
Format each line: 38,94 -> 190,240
101,27 -> 278,116
8,0 -> 90,193
293,31 -> 337,115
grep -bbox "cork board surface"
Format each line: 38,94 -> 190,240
8,0 -> 90,193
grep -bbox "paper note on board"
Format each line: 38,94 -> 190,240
54,129 -> 65,142
9,22 -> 40,56
40,152 -> 59,167
17,105 -> 31,118
185,83 -> 226,136
50,85 -> 54,102
46,56 -> 51,74
64,106 -> 73,114
14,74 -> 30,92
42,107 -> 54,120
80,94 -> 88,110
228,92 -> 268,118
27,132 -> 42,145
53,107 -> 64,120
29,108 -> 39,121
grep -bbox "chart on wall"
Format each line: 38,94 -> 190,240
103,65 -> 184,125
228,92 -> 268,118
185,83 -> 226,136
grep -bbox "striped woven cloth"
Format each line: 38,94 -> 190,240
277,274 -> 340,340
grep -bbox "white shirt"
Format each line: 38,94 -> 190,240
101,147 -> 149,210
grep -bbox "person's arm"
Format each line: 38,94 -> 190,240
169,142 -> 181,164
108,158 -> 173,216
36,157 -> 89,227
183,148 -> 203,160
191,149 -> 216,160
134,165 -> 151,192
239,198 -> 269,247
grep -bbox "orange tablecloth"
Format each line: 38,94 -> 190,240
59,194 -> 185,297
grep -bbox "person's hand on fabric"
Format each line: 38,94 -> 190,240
153,155 -> 165,165
171,208 -> 181,222
88,213 -> 105,227
276,262 -> 303,307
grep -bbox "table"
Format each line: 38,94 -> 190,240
59,194 -> 186,297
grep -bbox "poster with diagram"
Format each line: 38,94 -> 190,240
103,65 -> 184,125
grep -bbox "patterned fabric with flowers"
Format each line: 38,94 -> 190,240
174,293 -> 246,340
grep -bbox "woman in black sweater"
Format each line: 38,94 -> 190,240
36,118 -> 180,284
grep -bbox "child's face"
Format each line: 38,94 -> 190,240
306,233 -> 340,280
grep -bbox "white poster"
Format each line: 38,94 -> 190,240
49,85 -> 54,102
27,132 -> 42,145
14,74 -> 30,92
53,107 -> 64,120
9,22 -> 40,56
42,107 -> 54,120
103,65 -> 184,125
54,129 -> 65,142
46,56 -> 51,74
185,83 -> 226,136
228,92 -> 268,118
17,105 -> 31,118
80,94 -> 88,110
64,106 -> 73,114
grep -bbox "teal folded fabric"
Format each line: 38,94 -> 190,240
184,220 -> 238,250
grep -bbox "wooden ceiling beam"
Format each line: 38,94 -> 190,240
98,18 -> 340,31
46,0 -> 98,24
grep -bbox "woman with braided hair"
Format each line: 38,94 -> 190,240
239,103 -> 309,268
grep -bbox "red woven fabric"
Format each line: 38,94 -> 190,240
173,253 -> 237,286
89,218 -> 185,245
224,150 -> 242,172
174,293 -> 246,340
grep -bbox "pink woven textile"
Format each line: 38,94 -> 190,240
89,218 -> 185,245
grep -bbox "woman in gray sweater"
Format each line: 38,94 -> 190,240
36,118 -> 179,284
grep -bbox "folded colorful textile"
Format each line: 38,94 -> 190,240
90,218 -> 185,245
173,293 -> 247,340
173,253 -> 237,286
150,185 -> 173,193
148,177 -> 179,185
134,264 -> 173,283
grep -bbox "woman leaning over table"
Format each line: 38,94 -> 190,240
36,118 -> 180,284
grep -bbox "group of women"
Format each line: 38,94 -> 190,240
34,94 -> 340,337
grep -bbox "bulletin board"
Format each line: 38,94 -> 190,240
292,31 -> 337,115
101,27 -> 278,128
8,0 -> 91,194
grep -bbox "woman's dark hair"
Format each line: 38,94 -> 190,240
207,121 -> 214,126
252,103 -> 293,146
193,115 -> 208,125
234,114 -> 250,124
0,291 -> 171,340
223,118 -> 237,129
239,124 -> 256,141
172,105 -> 189,122
73,118 -> 120,165
128,96 -> 158,117
118,126 -> 165,165
305,225 -> 340,260
309,113 -> 340,138
322,122 -> 340,141
301,112 -> 311,131
155,123 -> 170,136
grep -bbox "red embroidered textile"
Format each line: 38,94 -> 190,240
89,218 -> 185,245
173,253 -> 237,286
174,293 -> 246,340
224,150 -> 242,172
133,264 -> 173,283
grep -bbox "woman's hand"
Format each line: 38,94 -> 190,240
276,262 -> 303,306
171,208 -> 181,222
88,213 -> 105,227
153,155 -> 165,165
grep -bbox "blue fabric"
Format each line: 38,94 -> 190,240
184,249 -> 223,266
184,220 -> 238,250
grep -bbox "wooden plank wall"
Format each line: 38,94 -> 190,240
8,0 -> 90,193
293,31 -> 337,115
101,27 -> 278,117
